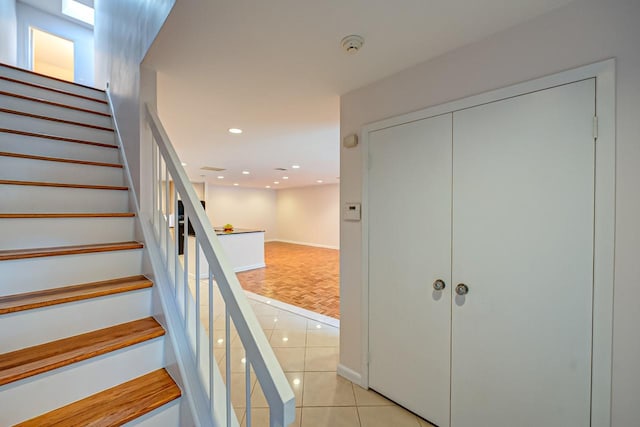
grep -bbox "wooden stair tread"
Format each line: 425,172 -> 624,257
0,179 -> 128,190
0,108 -> 114,132
0,62 -> 106,94
0,241 -> 143,261
15,369 -> 181,427
0,275 -> 152,315
0,128 -> 118,149
0,213 -> 135,218
0,317 -> 164,387
0,90 -> 111,117
0,151 -> 122,168
0,76 -> 107,104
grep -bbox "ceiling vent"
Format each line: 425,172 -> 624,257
341,35 -> 364,54
274,167 -> 287,171
200,166 -> 226,172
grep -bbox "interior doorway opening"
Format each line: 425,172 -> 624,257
30,27 -> 74,82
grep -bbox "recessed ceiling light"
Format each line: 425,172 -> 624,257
316,180 -> 323,183
217,176 -> 224,179
265,185 -> 271,189
242,170 -> 250,175
181,162 -> 187,166
293,378 -> 301,386
274,181 -> 280,184
228,128 -> 243,134
233,183 -> 239,186
282,176 -> 289,180
292,165 -> 300,169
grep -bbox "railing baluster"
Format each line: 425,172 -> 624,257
196,236 -> 201,368
174,189 -> 179,297
151,139 -> 157,232
157,149 -> 162,238
165,164 -> 170,264
157,156 -> 161,247
183,210 -> 189,326
246,358 -> 252,427
226,307 -> 231,427
208,268 -> 214,413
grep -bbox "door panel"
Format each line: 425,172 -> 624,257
451,79 -> 595,427
369,114 -> 452,426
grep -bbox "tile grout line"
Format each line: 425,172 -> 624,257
353,383 -> 363,427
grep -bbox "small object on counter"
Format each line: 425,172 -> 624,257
223,223 -> 234,232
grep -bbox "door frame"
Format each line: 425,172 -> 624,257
359,59 -> 615,426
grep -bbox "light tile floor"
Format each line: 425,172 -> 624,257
199,280 -> 436,427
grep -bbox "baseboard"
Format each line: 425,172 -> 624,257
234,263 -> 266,272
269,239 -> 339,250
337,364 -> 363,386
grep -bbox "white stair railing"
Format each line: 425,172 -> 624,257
144,104 -> 295,427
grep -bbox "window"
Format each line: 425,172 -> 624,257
61,0 -> 94,26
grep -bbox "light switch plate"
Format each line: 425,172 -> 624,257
344,202 -> 361,221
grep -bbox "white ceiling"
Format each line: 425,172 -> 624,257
144,0 -> 577,189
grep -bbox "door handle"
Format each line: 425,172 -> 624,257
433,279 -> 446,291
455,283 -> 469,296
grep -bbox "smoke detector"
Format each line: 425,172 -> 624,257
341,35 -> 364,54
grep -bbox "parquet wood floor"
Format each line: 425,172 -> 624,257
236,242 -> 340,319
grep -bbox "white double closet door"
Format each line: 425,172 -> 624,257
368,79 -> 596,427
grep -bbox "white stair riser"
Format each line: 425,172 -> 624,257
0,288 -> 153,353
0,65 -> 106,100
0,338 -> 165,426
0,93 -> 113,128
124,400 -> 181,427
1,184 -> 129,213
0,79 -> 109,114
0,112 -> 115,145
0,217 -> 135,250
0,132 -> 119,163
0,249 -> 143,296
0,156 -> 124,187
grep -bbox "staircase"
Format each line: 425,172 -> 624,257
0,64 -> 183,425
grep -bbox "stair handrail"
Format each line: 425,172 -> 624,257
144,103 -> 295,427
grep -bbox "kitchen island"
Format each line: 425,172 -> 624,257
192,228 -> 265,278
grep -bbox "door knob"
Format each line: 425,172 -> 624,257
433,279 -> 446,291
455,284 -> 469,296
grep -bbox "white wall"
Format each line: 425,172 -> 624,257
94,0 -> 174,203
16,2 -> 94,86
0,0 -> 17,65
205,185 -> 278,241
276,184 -> 339,249
340,0 -> 640,425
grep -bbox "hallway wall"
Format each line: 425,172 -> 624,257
340,0 -> 640,424
277,184 -> 339,249
94,0 -> 175,201
0,0 -> 17,65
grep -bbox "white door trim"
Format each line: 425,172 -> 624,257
359,58 -> 615,426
